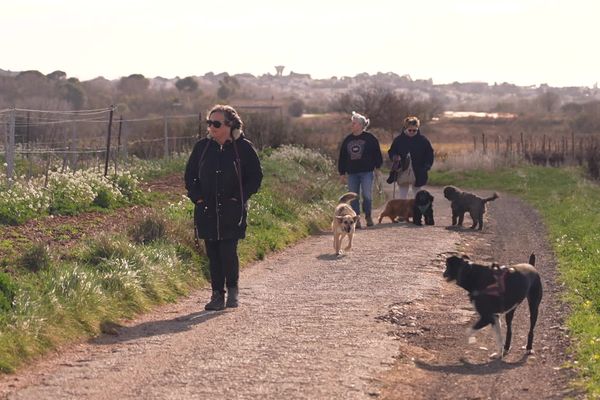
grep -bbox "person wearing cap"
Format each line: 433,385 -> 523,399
387,116 -> 434,199
338,111 -> 383,228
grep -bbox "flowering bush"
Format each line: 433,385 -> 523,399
0,167 -> 144,224
0,180 -> 49,225
47,170 -> 96,215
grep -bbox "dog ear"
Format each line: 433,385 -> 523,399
336,216 -> 344,220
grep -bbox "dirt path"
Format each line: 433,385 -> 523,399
0,185 -> 580,399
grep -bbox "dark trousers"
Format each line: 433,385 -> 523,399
204,239 -> 239,293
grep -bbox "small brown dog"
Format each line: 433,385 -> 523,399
332,192 -> 359,256
378,199 -> 415,224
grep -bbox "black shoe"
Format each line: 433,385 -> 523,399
205,290 -> 225,311
366,215 -> 374,227
226,287 -> 239,308
355,219 -> 362,229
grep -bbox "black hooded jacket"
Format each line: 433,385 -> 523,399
388,130 -> 434,187
184,132 -> 262,240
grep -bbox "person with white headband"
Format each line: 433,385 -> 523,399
337,111 -> 383,228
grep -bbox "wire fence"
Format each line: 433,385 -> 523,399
1,106 -> 202,181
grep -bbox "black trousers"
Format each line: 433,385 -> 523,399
204,239 -> 239,293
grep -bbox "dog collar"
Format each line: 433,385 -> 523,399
417,202 -> 432,213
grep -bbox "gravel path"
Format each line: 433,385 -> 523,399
0,186 -> 578,399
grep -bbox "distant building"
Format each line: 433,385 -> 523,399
275,66 -> 285,77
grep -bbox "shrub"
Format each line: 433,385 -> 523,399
0,181 -> 49,225
129,212 -> 167,244
0,272 -> 16,312
19,243 -> 51,273
80,235 -> 135,266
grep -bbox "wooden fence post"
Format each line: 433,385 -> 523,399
520,131 -> 524,156
6,108 -> 15,185
164,115 -> 169,159
104,105 -> 114,177
482,132 -> 487,154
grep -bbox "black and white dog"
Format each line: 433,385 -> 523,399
443,253 -> 543,358
413,189 -> 434,226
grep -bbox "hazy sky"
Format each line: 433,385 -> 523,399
2,0 -> 598,87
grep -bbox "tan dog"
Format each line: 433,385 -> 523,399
332,192 -> 359,256
378,199 -> 415,224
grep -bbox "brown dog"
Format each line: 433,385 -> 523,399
332,192 -> 359,256
378,199 -> 415,224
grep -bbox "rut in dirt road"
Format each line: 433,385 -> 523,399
0,187 -> 577,399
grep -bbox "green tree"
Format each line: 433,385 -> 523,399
176,76 -> 198,92
60,81 -> 87,109
287,99 -> 305,117
217,82 -> 232,99
46,70 -> 67,80
118,74 -> 149,94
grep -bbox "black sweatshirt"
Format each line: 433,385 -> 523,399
337,131 -> 383,175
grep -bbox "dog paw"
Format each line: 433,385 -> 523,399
489,352 -> 502,359
522,346 -> 535,355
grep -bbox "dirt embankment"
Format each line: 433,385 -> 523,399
0,184 -> 580,399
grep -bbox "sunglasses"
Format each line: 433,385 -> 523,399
406,129 -> 418,133
206,119 -> 225,128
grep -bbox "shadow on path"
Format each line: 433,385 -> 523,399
91,310 -> 225,346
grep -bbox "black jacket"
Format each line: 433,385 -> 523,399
184,133 -> 262,240
338,131 -> 383,175
388,130 -> 434,187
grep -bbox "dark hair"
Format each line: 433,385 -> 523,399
208,104 -> 243,131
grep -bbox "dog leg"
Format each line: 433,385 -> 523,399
334,233 -> 342,256
525,277 -> 543,354
469,212 -> 478,229
466,327 -> 477,344
504,309 -> 516,356
426,211 -> 434,225
490,315 -> 504,359
344,232 -> 353,251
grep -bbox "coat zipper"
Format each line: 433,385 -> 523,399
215,144 -> 223,240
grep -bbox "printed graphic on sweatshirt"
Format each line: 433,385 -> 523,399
347,139 -> 366,160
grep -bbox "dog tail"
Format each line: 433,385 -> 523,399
338,192 -> 358,204
529,253 -> 536,266
483,192 -> 499,203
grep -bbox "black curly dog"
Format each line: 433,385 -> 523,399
443,253 -> 543,359
413,189 -> 434,226
443,185 -> 498,230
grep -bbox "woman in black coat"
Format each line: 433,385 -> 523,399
387,116 -> 434,199
184,105 -> 262,311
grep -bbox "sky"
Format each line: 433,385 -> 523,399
1,0 -> 598,87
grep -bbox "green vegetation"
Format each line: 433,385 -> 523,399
430,166 -> 600,396
0,146 -> 346,373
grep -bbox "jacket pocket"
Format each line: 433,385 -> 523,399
194,203 -> 212,238
220,198 -> 245,233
